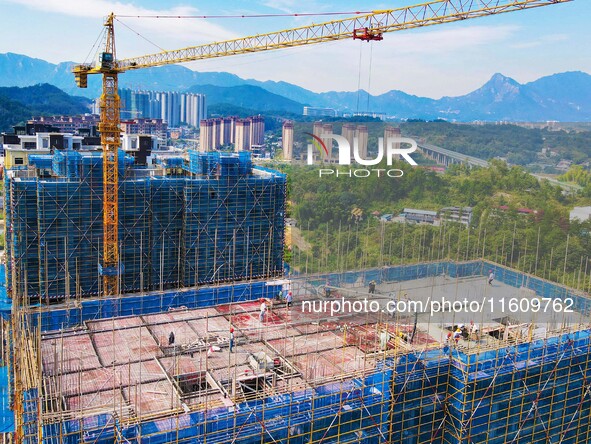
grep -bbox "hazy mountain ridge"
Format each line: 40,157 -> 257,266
186,84 -> 304,114
1,53 -> 590,121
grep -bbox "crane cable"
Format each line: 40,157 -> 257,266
355,42 -> 375,114
355,43 -> 363,114
366,42 -> 374,113
117,11 -> 375,19
83,27 -> 107,66
115,18 -> 167,53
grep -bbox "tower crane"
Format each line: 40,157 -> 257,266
72,0 -> 571,296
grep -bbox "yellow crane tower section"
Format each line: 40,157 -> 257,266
72,0 -> 571,296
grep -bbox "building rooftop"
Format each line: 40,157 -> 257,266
402,208 -> 438,216
40,269 -> 588,424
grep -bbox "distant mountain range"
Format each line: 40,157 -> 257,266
0,83 -> 90,131
1,52 -> 590,122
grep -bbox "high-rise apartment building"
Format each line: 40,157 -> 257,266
199,120 -> 213,152
384,126 -> 401,160
103,89 -> 207,127
221,117 -> 233,146
341,123 -> 356,149
198,115 -> 264,151
282,121 -> 294,160
234,119 -> 251,152
355,125 -> 369,160
249,115 -> 265,147
322,124 -> 333,161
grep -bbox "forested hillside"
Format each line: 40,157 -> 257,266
401,121 -> 591,165
281,160 -> 591,291
0,83 -> 90,131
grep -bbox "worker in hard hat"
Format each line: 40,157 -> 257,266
453,327 -> 462,343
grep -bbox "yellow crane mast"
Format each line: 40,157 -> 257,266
72,0 -> 571,296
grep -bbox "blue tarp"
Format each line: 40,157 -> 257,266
0,265 -> 10,319
0,366 -> 14,433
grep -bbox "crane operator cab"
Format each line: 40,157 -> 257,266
99,52 -> 114,70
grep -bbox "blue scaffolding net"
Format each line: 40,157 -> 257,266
5,151 -> 286,300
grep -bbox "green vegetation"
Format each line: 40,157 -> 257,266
0,83 -> 91,131
279,160 -> 591,291
560,165 -> 591,196
0,94 -> 31,132
401,121 -> 591,165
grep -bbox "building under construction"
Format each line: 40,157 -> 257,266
4,149 -> 286,300
2,250 -> 591,443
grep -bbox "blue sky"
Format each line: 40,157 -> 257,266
0,0 -> 588,98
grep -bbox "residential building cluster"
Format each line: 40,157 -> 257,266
302,106 -> 337,117
371,205 -> 551,227
28,115 -> 100,135
29,114 -> 168,140
199,115 -> 264,152
120,118 -> 168,140
92,89 -> 207,127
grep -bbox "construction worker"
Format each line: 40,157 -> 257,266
470,321 -> 480,340
446,332 -> 453,344
369,280 -> 376,294
459,324 -> 469,339
488,270 -> 495,286
168,331 -> 175,346
379,330 -> 390,350
286,291 -> 293,308
453,327 -> 462,343
259,300 -> 267,322
229,327 -> 235,353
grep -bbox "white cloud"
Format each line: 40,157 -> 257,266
6,0 -> 238,52
260,0 -> 299,14
510,33 -> 569,49
380,24 -> 519,55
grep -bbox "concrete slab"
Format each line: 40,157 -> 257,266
41,333 -> 101,375
92,326 -> 161,366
